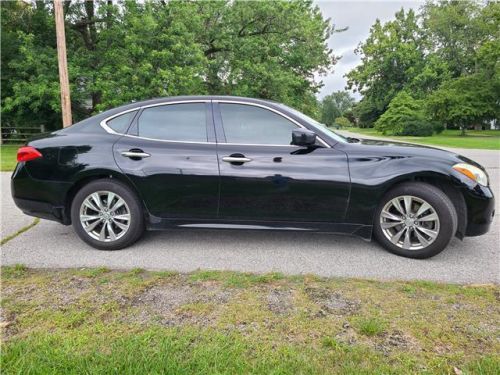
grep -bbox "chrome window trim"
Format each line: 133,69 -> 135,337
99,99 -> 330,148
100,100 -> 212,144
100,107 -> 140,135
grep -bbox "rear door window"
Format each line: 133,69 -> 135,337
137,103 -> 207,142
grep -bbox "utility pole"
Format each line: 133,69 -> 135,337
54,0 -> 72,127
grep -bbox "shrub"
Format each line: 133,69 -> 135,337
433,122 -> 445,134
334,116 -> 353,128
396,119 -> 434,136
375,91 -> 435,136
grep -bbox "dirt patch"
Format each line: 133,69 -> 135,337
0,307 -> 17,340
384,330 -> 420,351
375,330 -> 422,355
335,325 -> 421,355
305,287 -> 360,316
131,281 -> 233,326
267,288 -> 295,315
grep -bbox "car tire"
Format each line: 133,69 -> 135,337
71,179 -> 145,250
373,182 -> 457,259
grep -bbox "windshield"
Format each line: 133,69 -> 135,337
277,104 -> 347,143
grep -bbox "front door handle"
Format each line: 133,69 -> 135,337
222,156 -> 252,164
121,150 -> 151,159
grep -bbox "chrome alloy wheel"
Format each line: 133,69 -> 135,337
79,191 -> 131,242
380,195 -> 440,250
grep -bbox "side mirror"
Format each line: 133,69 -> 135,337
292,129 -> 317,147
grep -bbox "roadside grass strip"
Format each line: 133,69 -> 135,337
1,267 -> 499,374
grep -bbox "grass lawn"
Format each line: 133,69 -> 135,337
344,128 -> 500,150
1,266 -> 499,374
0,145 -> 19,172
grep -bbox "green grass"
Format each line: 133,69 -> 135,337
0,145 -> 20,172
353,317 -> 387,337
1,267 -> 499,374
345,128 -> 500,150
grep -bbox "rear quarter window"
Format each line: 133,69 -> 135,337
106,111 -> 137,134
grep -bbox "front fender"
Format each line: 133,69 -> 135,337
345,153 -> 459,225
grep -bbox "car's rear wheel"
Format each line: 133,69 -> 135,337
71,179 -> 144,250
374,182 -> 457,259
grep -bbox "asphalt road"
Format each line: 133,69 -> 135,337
1,141 -> 499,284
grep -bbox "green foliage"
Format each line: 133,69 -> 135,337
2,0 -> 339,130
433,123 -> 445,134
320,91 -> 355,126
427,73 -> 499,135
375,92 -> 433,136
334,116 -> 352,128
353,97 -> 382,128
348,1 -> 499,132
398,120 -> 434,137
347,8 -> 426,125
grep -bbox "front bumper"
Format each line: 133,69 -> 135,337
462,183 -> 495,237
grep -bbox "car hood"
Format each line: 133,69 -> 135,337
349,138 -> 484,170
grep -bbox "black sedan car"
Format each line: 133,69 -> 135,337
11,96 -> 495,258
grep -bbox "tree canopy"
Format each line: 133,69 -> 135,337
1,0 -> 340,130
347,0 -> 499,132
320,91 -> 355,127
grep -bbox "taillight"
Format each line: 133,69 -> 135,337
17,146 -> 42,162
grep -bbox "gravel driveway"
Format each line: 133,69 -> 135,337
1,141 -> 498,284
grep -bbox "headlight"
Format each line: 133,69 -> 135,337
452,163 -> 488,186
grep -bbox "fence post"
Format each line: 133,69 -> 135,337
40,124 -> 46,133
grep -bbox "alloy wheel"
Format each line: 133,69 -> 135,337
79,191 -> 131,242
380,195 -> 440,250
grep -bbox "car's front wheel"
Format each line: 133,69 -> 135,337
71,179 -> 145,250
374,182 -> 457,259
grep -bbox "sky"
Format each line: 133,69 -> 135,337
315,0 -> 425,99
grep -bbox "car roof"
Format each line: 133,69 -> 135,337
111,95 -> 278,112
63,96 -> 285,133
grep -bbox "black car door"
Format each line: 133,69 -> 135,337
213,101 -> 350,223
112,101 -> 219,219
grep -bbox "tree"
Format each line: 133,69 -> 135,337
195,0 -> 341,116
1,1 -> 64,130
375,91 -> 432,136
425,12 -> 500,135
346,1 -> 499,130
334,116 -> 352,128
352,98 -> 382,128
426,73 -> 498,135
421,0 -> 489,78
2,0 -> 340,130
320,91 -> 355,126
346,9 -> 426,125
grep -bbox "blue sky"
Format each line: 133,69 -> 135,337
315,0 -> 425,99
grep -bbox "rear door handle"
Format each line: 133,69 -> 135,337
222,156 -> 252,164
121,150 -> 151,159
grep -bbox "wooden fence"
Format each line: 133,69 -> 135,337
0,125 -> 46,144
